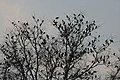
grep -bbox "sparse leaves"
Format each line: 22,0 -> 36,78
0,13 -> 116,80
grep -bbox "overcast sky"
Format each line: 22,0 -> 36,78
0,0 -> 120,44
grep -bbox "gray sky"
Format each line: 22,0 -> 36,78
0,0 -> 120,43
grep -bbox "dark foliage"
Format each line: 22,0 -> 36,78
0,13 -> 115,80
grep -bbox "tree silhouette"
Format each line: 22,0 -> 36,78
0,13 -> 114,80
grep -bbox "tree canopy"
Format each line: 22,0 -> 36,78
0,13 -> 119,80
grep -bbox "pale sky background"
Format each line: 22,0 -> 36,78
0,0 -> 120,45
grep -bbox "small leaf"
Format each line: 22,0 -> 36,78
26,22 -> 29,26
12,22 -> 14,24
32,16 -> 35,19
52,37 -> 55,39
82,15 -> 85,18
98,35 -> 100,38
95,26 -> 97,29
73,13 -> 76,16
91,60 -> 94,63
93,71 -> 97,73
93,54 -> 95,57
66,15 -> 70,21
37,19 -> 39,22
80,19 -> 83,22
108,61 -> 110,64
95,75 -> 97,78
42,20 -> 44,23
115,65 -> 118,68
100,56 -> 102,60
110,39 -> 114,43
86,21 -> 88,24
55,17 -> 59,19
78,13 -> 80,16
113,53 -> 115,56
46,35 -> 49,39
11,36 -> 14,39
103,44 -> 105,46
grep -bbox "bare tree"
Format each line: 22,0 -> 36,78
0,13 -> 114,80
